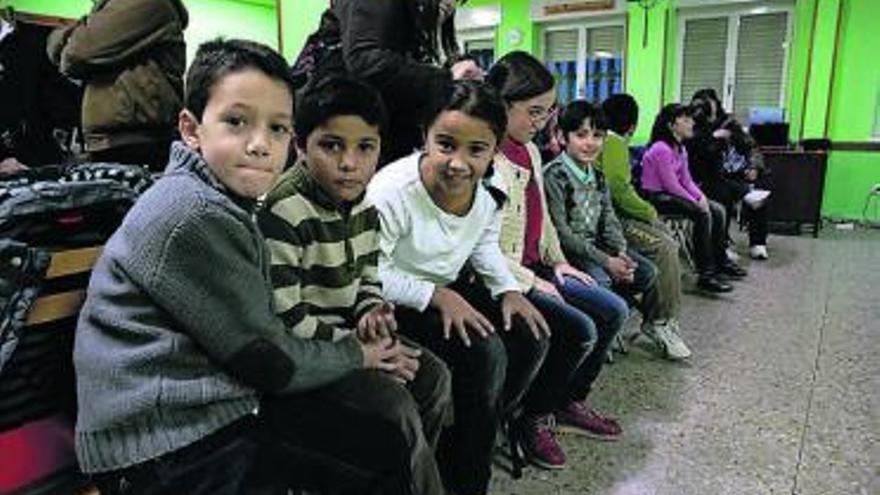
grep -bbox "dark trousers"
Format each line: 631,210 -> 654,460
92,416 -> 283,495
94,346 -> 451,495
742,202 -> 769,246
264,344 -> 451,495
647,192 -> 728,275
395,279 -> 548,495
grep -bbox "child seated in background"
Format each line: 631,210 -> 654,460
640,103 -> 740,293
72,39 -> 405,494
367,80 -> 549,495
544,101 -> 679,360
257,76 -> 451,495
599,94 -> 692,360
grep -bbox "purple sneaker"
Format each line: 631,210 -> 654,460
520,414 -> 567,470
555,401 -> 622,440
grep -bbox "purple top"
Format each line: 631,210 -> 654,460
640,141 -> 704,204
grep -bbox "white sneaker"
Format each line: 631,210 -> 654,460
749,245 -> 769,260
743,189 -> 771,209
642,321 -> 692,360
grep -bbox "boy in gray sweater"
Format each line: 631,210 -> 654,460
73,39 -> 404,494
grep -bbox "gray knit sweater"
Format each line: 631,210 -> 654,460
73,142 -> 363,473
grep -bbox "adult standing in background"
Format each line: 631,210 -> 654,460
47,0 -> 188,172
689,88 -> 773,260
333,0 -> 482,165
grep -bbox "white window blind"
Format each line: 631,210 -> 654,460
733,12 -> 788,123
545,29 -> 578,62
587,25 -> 624,56
681,17 -> 728,104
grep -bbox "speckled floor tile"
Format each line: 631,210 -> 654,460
486,229 -> 880,495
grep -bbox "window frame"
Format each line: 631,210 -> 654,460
539,16 -> 627,101
675,2 -> 795,119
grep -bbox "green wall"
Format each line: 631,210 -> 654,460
819,0 -> 880,220
5,0 -> 279,63
800,0 -> 841,139
625,0 -> 672,144
279,0 -> 327,62
183,0 -> 277,63
4,0 -> 90,17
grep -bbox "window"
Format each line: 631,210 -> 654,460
463,38 -> 495,72
678,6 -> 792,124
543,23 -> 624,105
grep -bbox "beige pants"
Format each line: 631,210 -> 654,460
622,218 -> 682,321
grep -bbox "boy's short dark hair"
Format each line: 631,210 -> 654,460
558,100 -> 608,138
294,76 -> 388,148
601,94 -> 639,135
185,38 -> 295,122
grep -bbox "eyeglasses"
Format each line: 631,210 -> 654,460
516,102 -> 558,123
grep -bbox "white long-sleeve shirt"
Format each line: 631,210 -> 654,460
366,152 -> 521,311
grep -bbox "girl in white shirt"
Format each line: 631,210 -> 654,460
368,80 -> 550,495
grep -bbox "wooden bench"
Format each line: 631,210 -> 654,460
0,246 -> 101,495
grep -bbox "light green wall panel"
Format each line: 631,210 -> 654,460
625,0 -> 671,145
5,0 -> 90,18
826,0 -> 879,142
801,0 -> 840,139
279,0 -> 327,63
496,0 -> 535,56
822,151 -> 880,220
6,0 -> 279,64
785,0 -> 815,141
819,0 -> 880,220
661,1 -> 679,107
182,0 -> 278,63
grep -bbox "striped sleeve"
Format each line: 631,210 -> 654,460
353,237 -> 385,321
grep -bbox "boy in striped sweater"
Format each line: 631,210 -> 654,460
257,77 -> 451,495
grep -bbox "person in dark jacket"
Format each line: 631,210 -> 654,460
690,88 -> 773,259
331,0 -> 482,165
46,0 -> 189,171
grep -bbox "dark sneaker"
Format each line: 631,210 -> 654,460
697,275 -> 733,293
555,401 -> 622,440
520,414 -> 566,469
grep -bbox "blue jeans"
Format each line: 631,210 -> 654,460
554,274 -> 629,402
523,285 -> 597,415
580,250 -> 660,323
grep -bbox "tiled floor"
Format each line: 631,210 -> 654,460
488,229 -> 880,495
